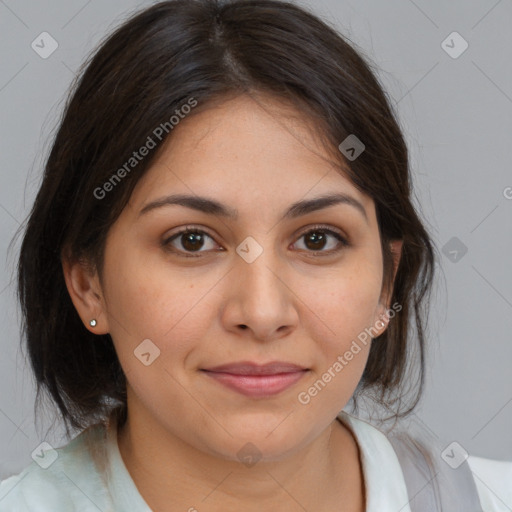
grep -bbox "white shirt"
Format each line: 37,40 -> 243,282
0,411 -> 510,511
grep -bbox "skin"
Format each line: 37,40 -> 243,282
63,93 -> 402,512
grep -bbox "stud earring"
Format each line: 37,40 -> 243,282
90,319 -> 97,327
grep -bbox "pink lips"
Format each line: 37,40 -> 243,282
202,361 -> 308,398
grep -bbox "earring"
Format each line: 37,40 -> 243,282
90,319 -> 97,327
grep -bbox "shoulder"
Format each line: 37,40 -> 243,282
468,455 -> 512,511
0,465 -> 73,512
0,423 -> 111,512
339,412 -> 512,511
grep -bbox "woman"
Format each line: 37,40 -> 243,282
1,0 -> 510,510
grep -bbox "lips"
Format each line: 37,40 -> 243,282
201,361 -> 309,398
203,361 -> 308,375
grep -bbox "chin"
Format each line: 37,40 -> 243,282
201,415 -> 312,464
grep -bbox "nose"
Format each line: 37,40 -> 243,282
220,244 -> 299,342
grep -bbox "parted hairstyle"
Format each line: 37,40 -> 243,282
14,0 -> 436,438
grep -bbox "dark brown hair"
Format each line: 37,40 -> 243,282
14,0 -> 436,438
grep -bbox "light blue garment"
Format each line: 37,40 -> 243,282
0,415 -> 151,512
1,412 -> 510,511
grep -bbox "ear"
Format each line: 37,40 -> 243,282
372,239 -> 404,338
61,253 -> 110,335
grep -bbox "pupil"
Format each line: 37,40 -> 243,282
306,231 -> 326,250
183,232 -> 203,251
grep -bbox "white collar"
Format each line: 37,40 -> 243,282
338,411 -> 412,512
104,414 -> 153,511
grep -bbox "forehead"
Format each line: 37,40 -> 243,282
127,94 -> 371,215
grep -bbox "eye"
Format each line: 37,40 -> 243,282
162,226 -> 221,257
292,225 -> 349,255
162,224 -> 349,258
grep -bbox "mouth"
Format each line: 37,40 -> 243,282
200,361 -> 309,398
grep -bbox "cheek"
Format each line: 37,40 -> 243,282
103,251 -> 225,383
104,269 -> 217,413
102,238 -> 210,335
294,270 -> 379,415
304,260 -> 383,348
293,253 -> 383,405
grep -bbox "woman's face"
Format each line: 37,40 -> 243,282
79,94 -> 401,461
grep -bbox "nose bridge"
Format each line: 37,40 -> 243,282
223,234 -> 298,339
235,234 -> 285,302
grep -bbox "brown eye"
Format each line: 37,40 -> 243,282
304,231 -> 328,251
181,231 -> 206,251
163,228 -> 220,257
293,227 -> 348,254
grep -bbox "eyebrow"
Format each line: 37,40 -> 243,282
138,192 -> 368,223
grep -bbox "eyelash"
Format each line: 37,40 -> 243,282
162,224 -> 350,258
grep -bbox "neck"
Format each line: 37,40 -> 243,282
116,409 -> 365,512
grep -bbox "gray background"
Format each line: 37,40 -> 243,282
1,0 -> 511,479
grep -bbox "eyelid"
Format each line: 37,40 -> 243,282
294,223 -> 348,243
165,224 -> 217,240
